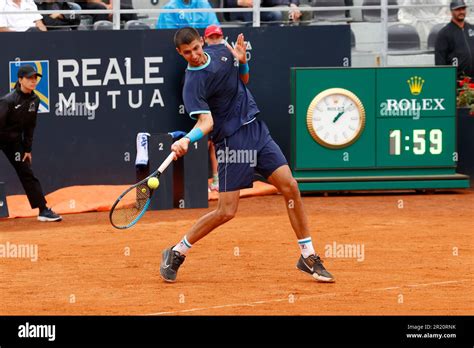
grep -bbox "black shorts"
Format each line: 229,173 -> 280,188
214,119 -> 288,192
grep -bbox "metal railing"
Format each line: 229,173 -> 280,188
0,1 -> 460,66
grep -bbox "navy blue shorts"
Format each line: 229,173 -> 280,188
214,119 -> 288,192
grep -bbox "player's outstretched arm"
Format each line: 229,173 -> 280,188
226,33 -> 250,84
171,113 -> 214,159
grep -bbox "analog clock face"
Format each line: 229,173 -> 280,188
307,88 -> 366,149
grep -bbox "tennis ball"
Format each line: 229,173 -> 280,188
147,177 -> 160,190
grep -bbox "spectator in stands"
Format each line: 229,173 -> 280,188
399,0 -> 450,45
344,0 -> 353,19
122,0 -> 138,22
0,0 -> 47,32
224,0 -> 310,24
74,0 -> 137,24
36,0 -> 81,30
102,0 -> 138,22
74,0 -> 109,23
156,0 -> 219,29
435,0 -> 474,79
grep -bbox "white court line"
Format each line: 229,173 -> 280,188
146,292 -> 338,316
145,279 -> 472,316
406,280 -> 470,288
364,279 -> 471,292
366,286 -> 401,291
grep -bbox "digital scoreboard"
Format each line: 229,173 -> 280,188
291,67 -> 470,191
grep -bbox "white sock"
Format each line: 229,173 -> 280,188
298,237 -> 315,258
172,236 -> 192,255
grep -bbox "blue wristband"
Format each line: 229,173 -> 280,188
184,128 -> 204,143
239,62 -> 249,75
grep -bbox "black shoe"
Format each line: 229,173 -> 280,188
160,247 -> 186,283
296,254 -> 335,282
37,208 -> 62,222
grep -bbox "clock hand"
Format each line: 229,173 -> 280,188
332,110 -> 345,123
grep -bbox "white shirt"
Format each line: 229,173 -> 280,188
0,0 -> 42,32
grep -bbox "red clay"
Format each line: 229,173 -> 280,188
1,189 -> 473,315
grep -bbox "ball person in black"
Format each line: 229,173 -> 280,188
0,65 -> 62,222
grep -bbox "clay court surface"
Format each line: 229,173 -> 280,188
1,189 -> 473,316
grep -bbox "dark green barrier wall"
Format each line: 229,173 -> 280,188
291,67 -> 469,191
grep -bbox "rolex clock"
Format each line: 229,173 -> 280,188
291,66 -> 470,192
306,88 -> 366,149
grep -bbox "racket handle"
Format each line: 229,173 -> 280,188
157,152 -> 175,174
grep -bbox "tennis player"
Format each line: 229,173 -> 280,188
160,27 -> 334,283
204,25 -> 225,192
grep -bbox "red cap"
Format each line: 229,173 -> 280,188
204,25 -> 223,38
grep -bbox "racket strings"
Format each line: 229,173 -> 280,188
110,183 -> 151,228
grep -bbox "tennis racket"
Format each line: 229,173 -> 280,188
109,151 -> 175,229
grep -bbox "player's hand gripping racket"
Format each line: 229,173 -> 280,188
109,152 -> 175,229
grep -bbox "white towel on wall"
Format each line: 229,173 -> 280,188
135,132 -> 151,166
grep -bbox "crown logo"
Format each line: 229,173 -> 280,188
407,76 -> 425,95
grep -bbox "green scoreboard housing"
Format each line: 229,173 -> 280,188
291,67 -> 470,191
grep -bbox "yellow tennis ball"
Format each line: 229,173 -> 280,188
147,177 -> 159,190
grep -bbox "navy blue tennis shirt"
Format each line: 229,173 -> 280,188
182,43 -> 259,143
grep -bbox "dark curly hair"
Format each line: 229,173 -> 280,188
174,27 -> 201,48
